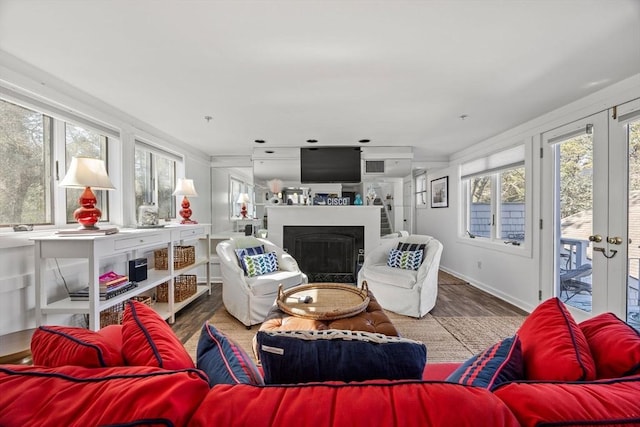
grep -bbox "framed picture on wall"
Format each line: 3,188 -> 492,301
430,176 -> 449,208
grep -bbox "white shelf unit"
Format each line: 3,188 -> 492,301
33,224 -> 211,331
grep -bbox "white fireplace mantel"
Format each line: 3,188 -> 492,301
266,205 -> 381,256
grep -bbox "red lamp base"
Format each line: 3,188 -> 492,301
179,196 -> 198,224
240,204 -> 248,219
74,186 -> 101,229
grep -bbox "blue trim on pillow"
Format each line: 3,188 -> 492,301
37,326 -> 108,367
127,300 -> 164,368
446,335 -> 523,390
0,366 -> 209,383
554,298 -> 590,381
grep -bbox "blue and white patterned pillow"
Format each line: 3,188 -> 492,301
387,248 -> 423,271
235,245 -> 265,274
244,251 -> 278,277
396,242 -> 426,264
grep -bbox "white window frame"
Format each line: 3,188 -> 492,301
229,176 -> 255,219
134,140 -> 181,222
414,172 -> 428,208
0,93 -> 120,230
459,143 -> 532,255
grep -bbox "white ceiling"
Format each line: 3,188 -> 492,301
0,0 -> 639,162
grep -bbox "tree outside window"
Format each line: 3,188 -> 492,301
0,100 -> 52,226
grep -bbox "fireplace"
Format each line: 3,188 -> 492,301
283,226 -> 364,283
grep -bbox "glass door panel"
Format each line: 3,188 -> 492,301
554,131 -> 594,312
554,135 -> 593,312
542,111 -> 609,320
626,118 -> 640,330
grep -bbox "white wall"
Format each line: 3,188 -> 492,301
417,73 -> 640,313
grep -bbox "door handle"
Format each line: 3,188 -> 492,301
593,247 -> 618,259
606,236 -> 623,245
588,234 -> 602,243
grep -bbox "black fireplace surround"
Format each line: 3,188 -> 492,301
283,226 -> 364,283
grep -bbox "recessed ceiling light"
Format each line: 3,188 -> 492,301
459,114 -> 469,120
359,139 -> 370,144
265,150 -> 274,154
306,139 -> 318,144
204,115 -> 213,122
254,139 -> 266,144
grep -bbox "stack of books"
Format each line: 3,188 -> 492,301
69,271 -> 137,301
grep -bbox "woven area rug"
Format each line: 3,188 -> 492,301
184,307 -> 525,365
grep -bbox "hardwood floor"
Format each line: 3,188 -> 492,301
170,279 -> 528,343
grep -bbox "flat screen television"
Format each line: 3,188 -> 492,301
300,147 -> 361,183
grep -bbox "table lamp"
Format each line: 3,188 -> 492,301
173,178 -> 198,224
237,193 -> 251,218
59,157 -> 115,230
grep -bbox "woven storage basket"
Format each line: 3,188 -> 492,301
154,246 -> 195,270
129,295 -> 152,306
156,275 -> 197,303
100,302 -> 124,328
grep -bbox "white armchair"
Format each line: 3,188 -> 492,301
357,235 -> 443,318
217,237 -> 308,327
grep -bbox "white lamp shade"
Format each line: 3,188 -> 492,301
236,193 -> 251,204
173,178 -> 198,197
59,157 -> 115,190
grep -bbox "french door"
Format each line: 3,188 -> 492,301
542,102 -> 639,328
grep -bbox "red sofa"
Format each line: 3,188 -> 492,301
1,298 -> 639,427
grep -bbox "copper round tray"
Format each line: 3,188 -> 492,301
277,282 -> 370,320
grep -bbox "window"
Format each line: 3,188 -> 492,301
462,145 -> 526,245
0,97 -> 115,228
134,142 -> 178,222
0,100 -> 52,226
415,173 -> 427,206
230,177 -> 255,219
65,123 -> 109,223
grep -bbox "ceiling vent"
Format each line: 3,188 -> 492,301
365,160 -> 385,174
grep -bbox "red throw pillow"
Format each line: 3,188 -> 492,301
121,300 -> 195,370
31,325 -> 123,367
0,364 -> 209,427
517,297 -> 595,381
579,312 -> 640,378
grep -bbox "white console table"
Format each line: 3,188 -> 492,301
32,224 -> 210,330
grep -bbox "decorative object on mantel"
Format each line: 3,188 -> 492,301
237,193 -> 251,218
267,178 -> 283,205
173,178 -> 199,223
366,185 -> 377,205
59,157 -> 116,230
430,176 -> 449,208
354,194 -> 363,205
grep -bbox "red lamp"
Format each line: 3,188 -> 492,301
59,157 -> 115,230
236,193 -> 251,219
173,178 -> 198,224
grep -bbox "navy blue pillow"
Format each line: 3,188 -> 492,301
446,335 -> 523,389
196,321 -> 264,387
234,245 -> 265,274
256,330 -> 427,384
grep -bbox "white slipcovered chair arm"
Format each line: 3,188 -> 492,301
279,252 -> 301,272
415,241 -> 443,285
